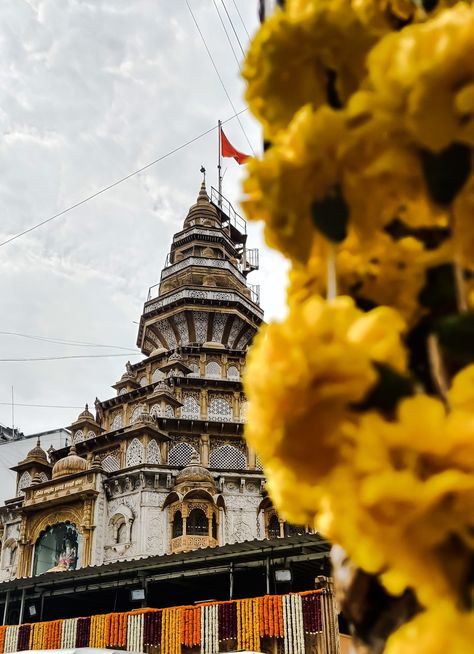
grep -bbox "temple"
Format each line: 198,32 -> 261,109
0,181 -> 333,647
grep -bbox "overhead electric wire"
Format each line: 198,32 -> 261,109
0,402 -> 84,409
0,353 -> 142,362
212,0 -> 241,70
0,330 -> 137,352
0,108 -> 247,249
220,0 -> 246,57
230,0 -> 250,39
185,0 -> 256,155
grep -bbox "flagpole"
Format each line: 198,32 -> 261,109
218,119 -> 223,207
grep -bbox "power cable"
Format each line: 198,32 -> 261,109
0,330 -> 137,352
0,108 -> 247,249
220,0 -> 246,57
0,402 -> 84,409
230,0 -> 250,39
212,0 -> 241,70
0,353 -> 142,362
185,0 -> 255,155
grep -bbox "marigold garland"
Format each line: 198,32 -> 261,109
0,590 -> 322,653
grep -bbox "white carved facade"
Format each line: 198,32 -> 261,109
0,181 -> 296,582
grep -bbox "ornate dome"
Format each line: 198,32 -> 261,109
52,444 -> 89,479
26,438 -> 48,463
175,453 -> 214,486
77,404 -> 94,421
155,380 -> 171,393
183,181 -> 219,228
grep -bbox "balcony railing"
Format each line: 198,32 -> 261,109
210,187 -> 247,235
144,288 -> 264,317
161,256 -> 247,285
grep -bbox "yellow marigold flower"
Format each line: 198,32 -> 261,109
385,602 -> 474,654
263,462 -> 324,527
366,4 -> 474,151
244,295 -> 407,488
242,105 -> 346,263
448,363 -> 474,412
243,10 -> 328,140
452,174 -> 474,270
351,0 -> 415,33
341,91 -> 446,235
288,230 -> 450,326
320,395 -> 474,606
244,0 -> 376,138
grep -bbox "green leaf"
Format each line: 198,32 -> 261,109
311,185 -> 349,243
354,362 -> 415,413
434,312 -> 474,361
419,142 -> 471,207
418,264 -> 457,312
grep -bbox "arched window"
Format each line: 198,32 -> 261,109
209,445 -> 246,470
268,514 -> 281,540
139,376 -> 148,387
33,523 -> 80,576
18,471 -> 32,495
86,430 -> 95,440
102,453 -> 120,473
75,429 -> 84,443
147,439 -> 161,464
130,405 -> 144,425
168,442 -> 197,467
150,403 -> 161,418
38,472 -> 49,483
188,363 -> 200,378
208,396 -> 233,422
227,366 -> 240,380
110,413 -> 123,431
205,361 -> 221,379
152,368 -> 165,383
212,513 -> 217,540
8,544 -> 18,567
181,393 -> 200,419
186,508 -> 208,536
116,522 -> 127,544
126,438 -> 144,467
164,404 -> 175,417
172,511 -> 183,538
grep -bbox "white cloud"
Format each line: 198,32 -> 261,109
0,0 -> 287,436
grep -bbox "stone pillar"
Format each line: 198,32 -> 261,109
232,392 -> 240,420
119,439 -> 127,468
199,354 -> 206,378
160,440 -> 169,465
123,402 -> 130,426
201,389 -> 208,420
279,519 -> 285,539
248,446 -> 256,470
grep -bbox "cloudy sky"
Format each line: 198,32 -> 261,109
0,0 -> 288,437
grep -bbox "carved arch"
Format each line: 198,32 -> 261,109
183,489 -> 215,503
109,504 -> 134,544
29,507 -> 84,544
162,491 -> 181,510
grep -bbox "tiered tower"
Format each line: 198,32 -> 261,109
0,181 -> 299,582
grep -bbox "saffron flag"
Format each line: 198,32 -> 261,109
220,127 -> 250,164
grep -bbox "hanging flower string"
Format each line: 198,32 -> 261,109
0,590 -> 323,653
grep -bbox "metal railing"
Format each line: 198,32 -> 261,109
210,187 -> 247,235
